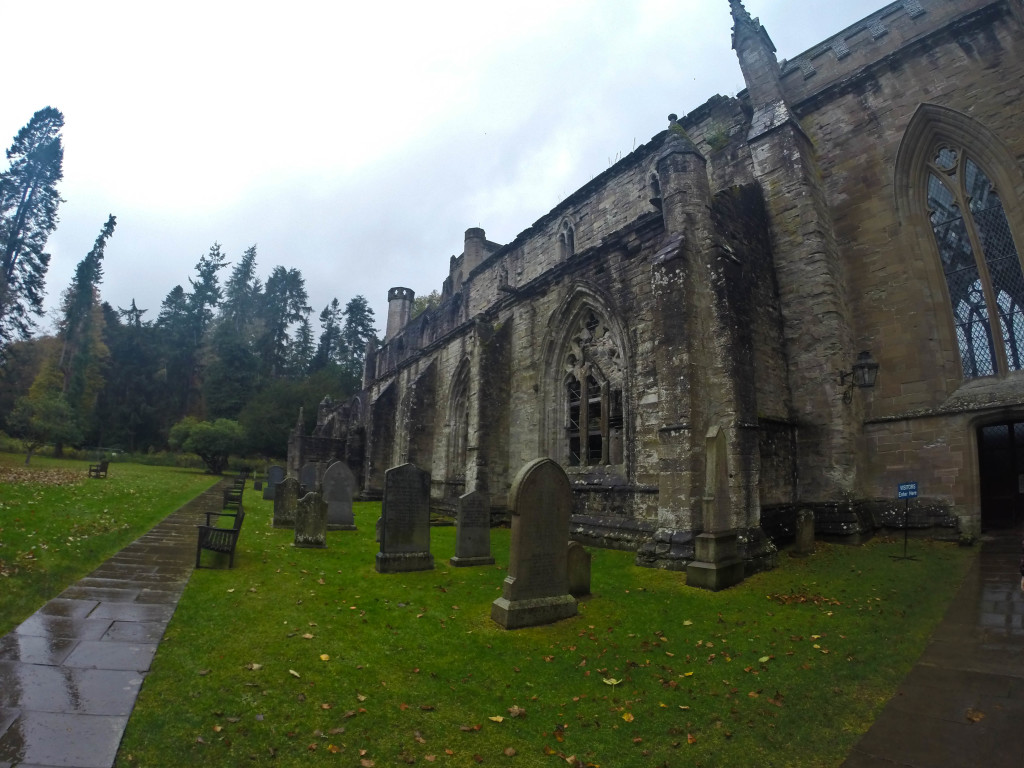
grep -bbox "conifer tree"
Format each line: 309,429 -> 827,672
0,107 -> 64,352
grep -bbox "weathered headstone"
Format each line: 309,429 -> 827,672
450,490 -> 494,567
323,461 -> 357,531
792,509 -> 815,557
294,492 -> 328,548
491,458 -> 577,629
376,464 -> 434,573
299,462 -> 318,494
273,476 -> 300,529
567,541 -> 591,597
254,479 -> 263,491
686,426 -> 745,591
264,465 -> 285,501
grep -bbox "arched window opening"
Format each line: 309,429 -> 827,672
561,309 -> 624,467
559,220 -> 576,259
447,365 -> 470,490
927,144 -> 1024,378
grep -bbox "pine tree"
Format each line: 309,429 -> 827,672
339,295 -> 377,385
312,298 -> 342,371
57,215 -> 116,412
257,266 -> 308,379
0,107 -> 64,351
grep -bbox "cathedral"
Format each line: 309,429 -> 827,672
289,0 -> 1024,578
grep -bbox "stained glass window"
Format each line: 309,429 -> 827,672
927,145 -> 1024,378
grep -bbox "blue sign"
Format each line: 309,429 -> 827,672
897,481 -> 918,499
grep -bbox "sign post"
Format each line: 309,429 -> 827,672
893,482 -> 918,561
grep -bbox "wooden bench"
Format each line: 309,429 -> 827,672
196,509 -> 245,569
223,486 -> 244,512
88,460 -> 109,479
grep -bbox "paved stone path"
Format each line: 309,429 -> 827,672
844,530 -> 1024,768
0,478 -> 232,768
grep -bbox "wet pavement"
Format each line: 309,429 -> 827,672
0,478 -> 232,768
844,529 -> 1024,768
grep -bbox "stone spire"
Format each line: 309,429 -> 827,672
729,0 -> 783,108
728,0 -> 753,26
730,0 -> 776,54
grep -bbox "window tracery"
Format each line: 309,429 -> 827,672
562,309 -> 624,466
926,143 -> 1024,378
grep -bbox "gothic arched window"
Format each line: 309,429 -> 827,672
559,220 -> 576,259
562,310 -> 623,467
927,144 -> 1024,378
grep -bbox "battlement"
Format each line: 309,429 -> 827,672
778,0 -> 996,106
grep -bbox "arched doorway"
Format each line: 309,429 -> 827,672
978,419 -> 1024,530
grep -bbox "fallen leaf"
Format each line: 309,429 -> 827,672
759,656 -> 770,663
622,712 -> 634,722
212,725 -> 222,733
966,709 -> 986,723
321,703 -> 331,710
320,654 -> 330,661
289,669 -> 301,678
246,663 -> 262,671
360,760 -> 375,767
602,678 -> 622,686
504,747 -> 517,756
357,693 -> 368,702
424,755 -> 436,762
198,669 -> 211,676
488,716 -> 504,723
302,633 -> 314,640
687,733 -> 697,744
507,705 -> 526,718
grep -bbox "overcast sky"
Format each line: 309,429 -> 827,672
2,0 -> 887,336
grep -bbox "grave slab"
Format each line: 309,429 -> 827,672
450,490 -> 494,567
376,464 -> 434,573
492,458 -> 577,629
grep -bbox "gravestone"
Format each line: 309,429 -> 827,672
491,458 -> 577,629
450,490 -> 494,567
273,476 -> 300,529
323,461 -> 357,531
299,462 -> 318,494
686,426 -> 745,591
294,492 -> 327,548
254,479 -> 263,491
376,464 -> 434,573
567,541 -> 591,597
792,509 -> 815,557
264,465 -> 285,501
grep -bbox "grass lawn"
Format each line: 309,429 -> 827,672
119,490 -> 975,768
0,453 -> 220,636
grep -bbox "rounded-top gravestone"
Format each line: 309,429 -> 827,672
491,458 -> 577,629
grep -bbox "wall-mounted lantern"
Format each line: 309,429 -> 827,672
838,350 -> 880,403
